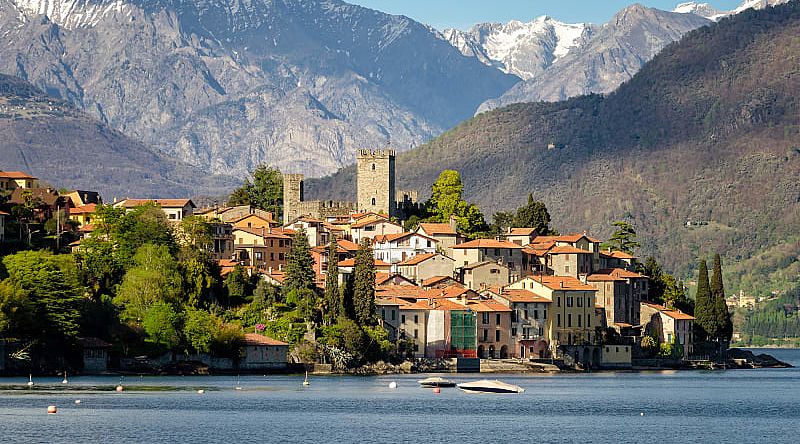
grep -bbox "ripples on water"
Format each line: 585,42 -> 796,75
1,349 -> 799,444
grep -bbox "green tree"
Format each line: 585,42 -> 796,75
224,264 -> 249,305
352,239 -> 376,326
142,302 -> 181,352
513,194 -> 556,235
694,259 -> 713,341
602,221 -> 640,254
2,251 -> 85,356
114,203 -> 177,268
428,170 -> 464,222
228,165 -> 283,219
284,228 -> 316,294
182,257 -> 216,308
114,244 -> 183,321
0,281 -> 34,340
324,238 -> 341,325
75,236 -> 123,297
663,275 -> 693,314
710,253 -> 733,342
491,211 -> 516,235
177,216 -> 212,256
642,256 -> 666,303
183,308 -> 217,353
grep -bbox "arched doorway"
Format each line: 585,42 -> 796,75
477,345 -> 485,359
500,345 -> 508,359
488,345 -> 495,359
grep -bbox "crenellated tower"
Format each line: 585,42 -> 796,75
357,149 -> 395,217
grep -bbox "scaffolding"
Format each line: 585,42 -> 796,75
450,310 -> 477,355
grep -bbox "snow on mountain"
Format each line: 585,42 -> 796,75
12,0 -> 130,28
674,0 -> 791,21
442,17 -> 594,81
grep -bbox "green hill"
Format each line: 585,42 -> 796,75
307,2 -> 800,276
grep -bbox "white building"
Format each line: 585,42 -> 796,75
372,232 -> 438,270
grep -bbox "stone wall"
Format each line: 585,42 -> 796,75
357,149 -> 395,216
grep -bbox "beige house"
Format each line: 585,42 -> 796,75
241,333 -> 288,370
460,261 -> 511,291
350,213 -> 403,244
452,239 -> 525,281
376,298 -> 402,341
546,245 -> 594,278
283,216 -> 330,247
416,220 -> 460,256
508,276 -> 600,353
470,299 -> 513,359
487,288 -> 552,359
232,213 -> 279,230
233,227 -> 292,271
0,171 -> 37,191
596,268 -> 649,326
587,273 -> 635,327
600,250 -> 638,270
114,199 -> 195,222
399,299 -> 431,358
422,275 -> 463,289
641,303 -> 695,357
396,253 -> 455,284
505,227 -> 539,246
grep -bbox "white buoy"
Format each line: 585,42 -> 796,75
27,374 -> 34,387
47,405 -> 57,414
302,371 -> 310,386
74,400 -> 81,404
388,381 -> 398,389
197,389 -> 205,394
640,412 -> 645,416
116,385 -> 124,392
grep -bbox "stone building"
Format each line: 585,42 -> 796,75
282,174 -> 357,223
357,149 -> 395,216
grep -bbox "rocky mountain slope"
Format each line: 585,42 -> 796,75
308,2 -> 800,274
0,0 -> 518,178
0,73 -> 237,198
476,5 -> 710,112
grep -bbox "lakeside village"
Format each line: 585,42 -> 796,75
0,150 -> 787,376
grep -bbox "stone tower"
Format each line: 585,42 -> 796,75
357,149 -> 395,217
283,173 -> 304,223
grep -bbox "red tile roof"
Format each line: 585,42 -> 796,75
337,239 -> 360,251
496,288 -> 552,303
118,198 -> 195,208
642,303 -> 695,320
243,333 -> 288,346
465,299 -> 512,312
422,276 -> 460,287
376,285 -> 425,298
607,250 -> 636,259
337,258 -> 390,267
452,239 -> 522,249
0,171 -> 36,179
587,274 -> 627,282
373,232 -> 437,244
508,228 -> 537,236
596,268 -> 648,279
418,223 -> 457,235
69,203 -> 97,214
398,252 -> 438,266
526,275 -> 598,291
548,245 -> 593,255
558,233 -> 601,243
351,215 -> 398,229
233,227 -> 291,239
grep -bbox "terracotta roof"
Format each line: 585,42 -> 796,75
452,239 -> 523,249
422,276 -> 459,287
530,236 -> 560,244
398,252 -> 438,266
8,187 -> 62,206
607,250 -> 636,259
233,227 -> 291,239
420,286 -> 476,300
508,228 -> 537,236
418,223 -> 457,235
0,171 -> 36,179
373,232 -> 437,244
558,233 -> 600,243
496,288 -> 551,304
118,198 -> 195,208
337,258 -> 390,267
461,261 -> 507,271
642,303 -> 695,321
351,215 -> 399,229
243,333 -> 288,346
465,299 -> 512,312
376,285 -> 425,298
587,274 -> 627,282
231,213 -> 276,224
548,245 -> 593,255
596,268 -> 647,279
375,273 -> 392,285
526,276 -> 598,292
217,259 -> 239,267
69,203 -> 97,214
338,239 -> 360,251
522,247 -> 548,257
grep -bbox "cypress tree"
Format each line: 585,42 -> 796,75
284,228 -> 316,294
694,259 -> 713,341
324,237 -> 340,324
710,253 -> 733,342
352,238 -> 376,326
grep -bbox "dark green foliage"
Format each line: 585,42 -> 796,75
353,239 -> 376,326
694,259 -> 712,341
227,165 -> 283,219
513,194 -> 556,235
426,170 -> 487,238
114,244 -> 183,322
114,203 -> 177,267
740,285 -> 800,341
224,264 -> 249,305
602,221 -> 640,255
711,254 -> 733,342
284,228 -> 316,294
642,257 -> 666,302
324,237 -> 340,325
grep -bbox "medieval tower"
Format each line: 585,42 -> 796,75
357,149 -> 395,217
282,173 -> 304,223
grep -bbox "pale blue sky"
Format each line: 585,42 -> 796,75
347,0 -> 742,29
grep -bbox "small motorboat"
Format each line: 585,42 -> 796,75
457,380 -> 524,394
417,376 -> 456,388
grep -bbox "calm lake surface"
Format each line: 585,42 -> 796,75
1,348 -> 799,444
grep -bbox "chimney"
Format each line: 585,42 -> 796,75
268,266 -> 273,275
449,214 -> 458,232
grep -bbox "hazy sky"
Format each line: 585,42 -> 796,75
346,0 -> 743,29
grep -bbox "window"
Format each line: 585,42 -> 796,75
427,240 -> 432,248
270,240 -> 274,247
587,315 -> 590,328
557,314 -> 561,327
391,310 -> 396,321
255,252 -> 263,260
494,248 -> 500,256
482,329 -> 488,341
482,313 -> 489,324
508,262 -> 515,270
413,344 -> 419,352
577,297 -> 582,307
495,330 -> 500,341
401,314 -> 406,324
565,265 -> 570,274
414,315 -> 419,323
567,314 -> 572,327
577,315 -> 581,327
279,253 -> 285,261
371,163 -> 376,170
511,327 -> 517,337
270,253 -> 274,261
371,198 -> 376,206
543,309 -> 547,319
365,225 -> 375,231
496,314 -> 501,325
382,309 -> 386,319
557,297 -> 561,307
414,329 -> 418,339
533,309 -> 538,320
567,297 -> 573,307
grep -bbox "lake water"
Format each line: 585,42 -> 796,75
1,348 -> 799,444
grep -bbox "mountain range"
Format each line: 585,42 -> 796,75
308,1 -> 800,274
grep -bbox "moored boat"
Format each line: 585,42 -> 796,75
457,380 -> 524,394
417,376 -> 456,388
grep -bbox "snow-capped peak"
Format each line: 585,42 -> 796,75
11,0 -> 131,29
674,0 -> 791,21
673,2 -> 721,18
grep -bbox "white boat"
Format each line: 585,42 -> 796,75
417,376 -> 456,388
457,380 -> 524,394
302,371 -> 310,386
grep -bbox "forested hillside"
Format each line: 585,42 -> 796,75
308,3 -> 800,276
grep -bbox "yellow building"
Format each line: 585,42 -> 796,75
68,203 -> 98,228
0,171 -> 37,191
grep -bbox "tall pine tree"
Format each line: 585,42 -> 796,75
324,237 -> 341,324
694,259 -> 713,341
710,253 -> 733,343
285,228 -> 315,293
352,238 -> 376,326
